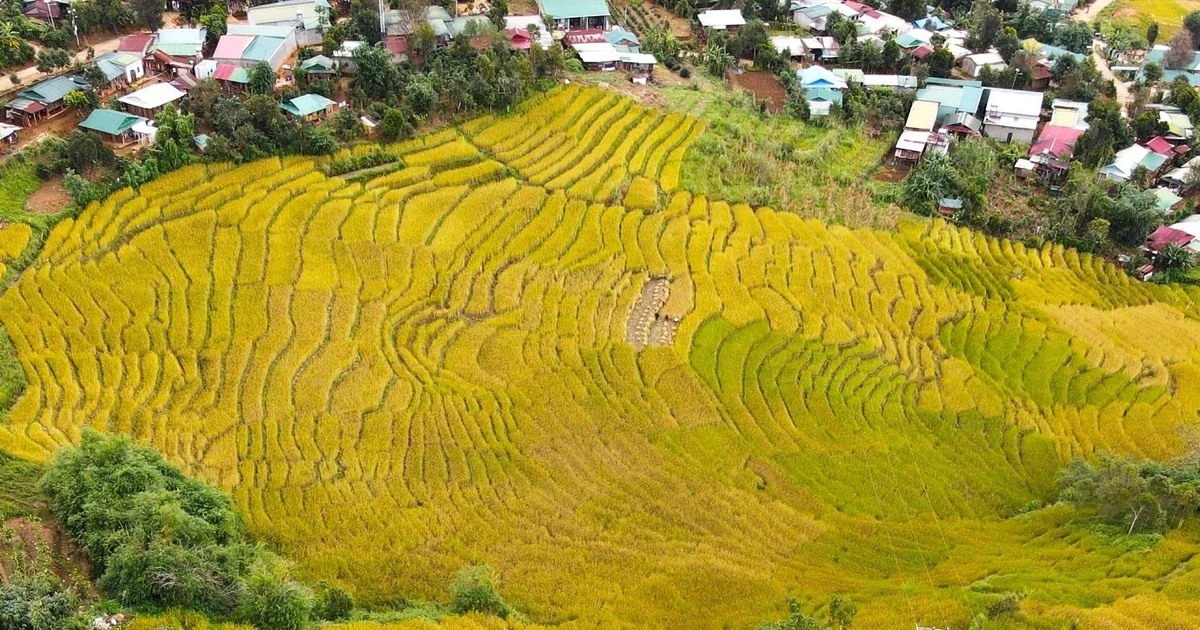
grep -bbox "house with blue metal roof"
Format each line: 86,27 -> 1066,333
798,65 -> 847,116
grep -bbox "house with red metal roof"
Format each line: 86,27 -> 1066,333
118,33 -> 156,57
1145,225 -> 1196,253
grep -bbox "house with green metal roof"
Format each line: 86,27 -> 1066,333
538,0 -> 610,31
299,55 -> 338,74
280,93 -> 337,121
78,108 -> 145,144
3,75 -> 89,126
914,82 -> 984,125
93,52 -> 145,89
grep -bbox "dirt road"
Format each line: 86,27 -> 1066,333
1070,0 -> 1135,115
0,35 -> 121,93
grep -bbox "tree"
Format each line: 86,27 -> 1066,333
132,0 -> 164,31
828,595 -> 858,630
1186,10 -> 1200,45
1147,21 -> 1160,47
1052,21 -> 1094,54
348,0 -> 382,44
62,130 -> 115,173
997,26 -> 1020,62
1131,110 -> 1168,141
965,0 -> 1002,50
926,46 -> 954,78
200,5 -> 228,50
153,105 -> 196,171
1166,30 -> 1195,69
487,0 -> 507,30
1102,187 -> 1159,246
761,599 -> 823,630
881,39 -> 901,72
34,47 -> 70,73
380,107 -> 412,140
1074,97 -> 1132,167
1143,61 -> 1163,84
901,152 -> 960,214
890,0 -> 925,20
728,19 -> 769,61
63,89 -> 93,113
248,61 -> 277,95
352,43 -> 400,100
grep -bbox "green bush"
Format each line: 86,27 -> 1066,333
40,430 -> 312,624
450,565 -> 511,618
314,583 -> 354,621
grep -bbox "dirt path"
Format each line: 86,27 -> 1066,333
1072,0 -> 1116,23
1093,47 -> 1133,114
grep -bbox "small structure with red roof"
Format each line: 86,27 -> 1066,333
1146,135 -> 1175,156
1145,225 -> 1195,253
118,32 -> 156,57
506,28 -> 533,50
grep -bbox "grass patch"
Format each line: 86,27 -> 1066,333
659,77 -> 899,229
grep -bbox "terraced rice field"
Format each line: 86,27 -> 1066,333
4,85 -> 1200,628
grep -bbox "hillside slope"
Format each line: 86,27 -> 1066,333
1,86 -> 1200,627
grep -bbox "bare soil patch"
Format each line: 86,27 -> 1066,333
727,71 -> 787,113
0,517 -> 94,596
26,176 -> 72,215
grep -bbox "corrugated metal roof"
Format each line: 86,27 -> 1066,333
536,0 -> 610,20
213,34 -> 255,59
242,36 -> 286,62
281,93 -> 336,116
905,100 -> 939,131
79,108 -> 143,136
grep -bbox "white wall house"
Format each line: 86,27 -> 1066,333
982,88 -> 1042,144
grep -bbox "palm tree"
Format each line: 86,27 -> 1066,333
1157,242 -> 1195,272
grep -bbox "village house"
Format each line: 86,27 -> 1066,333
801,37 -> 839,62
538,0 -> 610,31
3,75 -> 89,127
1100,144 -> 1169,184
194,60 -> 252,93
504,16 -> 553,49
914,78 -> 983,126
795,3 -> 834,31
698,9 -> 746,32
78,108 -> 146,145
280,93 -> 337,121
22,0 -> 66,22
118,32 -> 156,58
961,52 -> 1006,78
771,36 -> 806,59
0,123 -> 19,145
1160,109 -> 1195,142
212,24 -> 298,71
798,65 -> 847,116
118,82 -> 187,119
1027,126 -> 1084,182
146,28 -> 207,75
247,0 -> 331,47
894,99 -> 939,165
981,88 -> 1042,144
93,52 -> 145,92
299,54 -> 338,75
